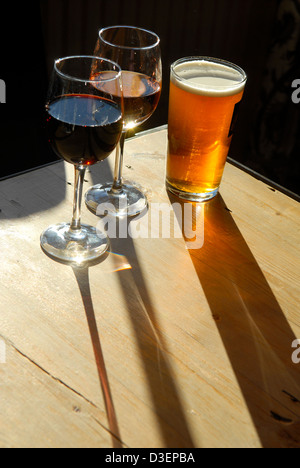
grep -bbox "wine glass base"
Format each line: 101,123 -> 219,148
85,182 -> 148,218
40,223 -> 109,264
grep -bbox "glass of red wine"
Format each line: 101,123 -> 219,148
85,26 -> 162,218
41,56 -> 123,264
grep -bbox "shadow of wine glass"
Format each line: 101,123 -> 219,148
107,216 -> 197,448
85,156 -> 197,447
41,247 -> 123,448
72,263 -> 124,448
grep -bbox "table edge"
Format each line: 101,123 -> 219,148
1,125 -> 299,202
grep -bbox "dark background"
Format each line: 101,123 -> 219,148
1,0 -> 299,195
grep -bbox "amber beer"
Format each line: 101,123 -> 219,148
166,57 -> 247,201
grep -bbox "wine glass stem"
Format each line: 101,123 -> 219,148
70,165 -> 86,232
112,131 -> 126,193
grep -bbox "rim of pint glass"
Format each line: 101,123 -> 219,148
54,55 -> 122,83
98,25 -> 160,51
171,56 -> 247,91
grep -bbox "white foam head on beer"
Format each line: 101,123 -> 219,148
172,59 -> 246,97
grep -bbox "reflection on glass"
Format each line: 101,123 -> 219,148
41,56 -> 123,264
85,26 -> 162,218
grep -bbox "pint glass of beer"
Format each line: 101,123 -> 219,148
166,57 -> 247,201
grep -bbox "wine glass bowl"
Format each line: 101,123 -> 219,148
85,26 -> 162,218
98,26 -> 162,131
40,56 -> 123,264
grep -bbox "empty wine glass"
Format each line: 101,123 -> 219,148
85,26 -> 162,218
41,56 -> 123,264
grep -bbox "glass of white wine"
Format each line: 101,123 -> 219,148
85,26 -> 162,218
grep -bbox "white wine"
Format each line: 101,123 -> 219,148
121,71 -> 161,130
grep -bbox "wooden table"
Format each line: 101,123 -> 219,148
0,127 -> 299,448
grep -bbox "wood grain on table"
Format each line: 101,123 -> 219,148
0,128 -> 299,448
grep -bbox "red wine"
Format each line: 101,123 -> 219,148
46,94 -> 123,166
